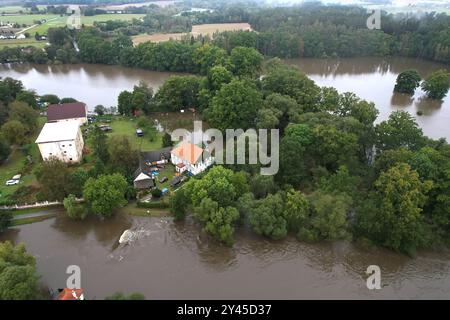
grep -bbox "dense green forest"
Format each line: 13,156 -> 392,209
1,3 -> 449,64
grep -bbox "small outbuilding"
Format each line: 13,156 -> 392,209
133,172 -> 155,190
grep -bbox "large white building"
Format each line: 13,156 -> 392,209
35,120 -> 84,163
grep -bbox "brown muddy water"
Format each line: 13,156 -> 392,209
1,212 -> 450,299
0,57 -> 449,139
285,57 -> 450,141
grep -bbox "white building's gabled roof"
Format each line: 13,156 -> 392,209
134,172 -> 152,182
35,120 -> 80,144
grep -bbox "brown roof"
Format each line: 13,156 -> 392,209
47,102 -> 87,122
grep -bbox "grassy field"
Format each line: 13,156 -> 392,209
0,117 -> 45,202
118,202 -> 170,217
0,13 -> 146,37
0,5 -> 47,14
82,14 -> 145,25
132,22 -> 252,44
107,118 -> 164,152
0,14 -> 59,25
0,38 -> 47,49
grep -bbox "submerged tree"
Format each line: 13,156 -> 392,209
421,69 -> 450,100
394,70 -> 421,95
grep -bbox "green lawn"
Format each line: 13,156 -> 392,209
30,16 -> 67,34
0,117 -> 45,202
0,149 -> 30,201
108,118 -> 164,152
154,164 -> 176,190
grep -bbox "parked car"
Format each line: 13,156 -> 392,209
12,174 -> 21,180
136,128 -> 144,137
5,179 -> 19,186
99,125 -> 112,132
159,176 -> 168,183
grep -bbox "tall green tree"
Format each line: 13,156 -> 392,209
194,197 -> 240,246
0,242 -> 40,300
421,69 -> 450,100
356,163 -> 433,253
206,79 -> 263,131
375,111 -> 424,151
394,70 -> 421,94
83,173 -> 128,218
0,210 -> 12,233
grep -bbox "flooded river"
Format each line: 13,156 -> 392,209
1,212 -> 450,299
0,57 -> 448,140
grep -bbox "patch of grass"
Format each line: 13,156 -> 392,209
0,117 -> 45,202
11,213 -> 56,226
0,14 -> 59,25
81,14 -> 145,25
108,118 -> 163,152
154,164 -> 176,190
11,205 -> 63,216
0,6 -> 36,14
119,202 -> 169,217
0,38 -> 47,49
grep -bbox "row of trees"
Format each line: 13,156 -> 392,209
158,56 -> 450,255
395,69 -> 450,100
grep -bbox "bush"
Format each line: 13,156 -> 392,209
151,188 -> 162,198
63,195 -> 87,220
0,210 -> 12,232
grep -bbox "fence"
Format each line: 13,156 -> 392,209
0,198 -> 83,211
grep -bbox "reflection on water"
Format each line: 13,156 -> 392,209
0,63 -> 182,110
1,58 -> 449,139
1,213 -> 450,299
285,57 -> 450,140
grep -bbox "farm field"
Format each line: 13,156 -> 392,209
0,38 -> 47,49
81,14 -> 146,25
132,22 -> 252,44
0,14 -> 59,25
0,5 -> 47,14
0,13 -> 146,36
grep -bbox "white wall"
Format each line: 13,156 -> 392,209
37,128 -> 84,163
171,154 -> 213,175
54,117 -> 87,125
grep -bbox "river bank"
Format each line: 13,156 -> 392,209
0,57 -> 448,140
1,213 -> 450,299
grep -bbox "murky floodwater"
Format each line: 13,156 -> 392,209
0,63 -> 182,110
1,212 -> 450,299
286,57 -> 450,140
0,57 -> 448,139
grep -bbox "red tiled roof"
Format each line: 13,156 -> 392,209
171,142 -> 204,164
47,102 -> 87,121
57,288 -> 84,300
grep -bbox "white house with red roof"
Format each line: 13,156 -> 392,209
170,142 -> 213,175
